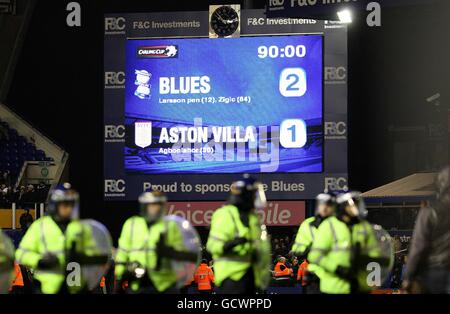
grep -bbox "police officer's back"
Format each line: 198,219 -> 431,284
206,175 -> 268,294
115,190 -> 198,294
308,192 -> 382,294
291,193 -> 336,293
291,193 -> 336,259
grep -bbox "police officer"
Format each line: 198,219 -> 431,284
308,191 -> 382,294
291,192 -> 336,293
15,183 -> 81,294
206,175 -> 268,294
0,230 -> 15,294
115,190 -> 197,294
64,219 -> 113,294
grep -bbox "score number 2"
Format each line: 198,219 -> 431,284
279,68 -> 307,97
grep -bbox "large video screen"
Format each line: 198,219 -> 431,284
124,35 -> 323,174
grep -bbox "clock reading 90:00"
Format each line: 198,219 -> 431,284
257,45 -> 306,59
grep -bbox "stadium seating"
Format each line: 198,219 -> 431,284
0,119 -> 53,183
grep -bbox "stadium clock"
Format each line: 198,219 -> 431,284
209,5 -> 240,38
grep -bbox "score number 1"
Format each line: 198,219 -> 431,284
280,119 -> 307,148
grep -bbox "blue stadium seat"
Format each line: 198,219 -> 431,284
8,155 -> 19,162
0,122 -> 50,183
10,147 -> 18,153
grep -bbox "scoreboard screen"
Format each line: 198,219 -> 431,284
124,35 -> 323,174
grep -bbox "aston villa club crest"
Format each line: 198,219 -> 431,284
135,122 -> 152,148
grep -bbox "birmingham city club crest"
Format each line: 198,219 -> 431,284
134,69 -> 152,99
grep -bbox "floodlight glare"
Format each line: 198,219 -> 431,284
337,9 -> 352,24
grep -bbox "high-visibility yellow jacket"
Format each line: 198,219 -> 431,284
15,216 -> 83,294
65,220 -> 111,294
145,217 -> 185,292
1,232 -> 14,293
206,205 -> 263,288
291,216 -> 323,279
115,216 -> 148,286
307,216 -> 381,294
292,216 -> 317,257
115,216 -> 185,292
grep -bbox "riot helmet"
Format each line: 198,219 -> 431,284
48,183 -> 79,223
229,174 -> 267,212
139,190 -> 167,223
336,191 -> 367,222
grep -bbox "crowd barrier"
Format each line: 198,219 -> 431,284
0,202 -> 44,229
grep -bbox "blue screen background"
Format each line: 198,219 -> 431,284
124,35 -> 323,174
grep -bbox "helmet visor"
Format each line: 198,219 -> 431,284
315,193 -> 335,216
142,203 -> 166,222
57,200 -> 79,220
50,187 -> 80,220
345,196 -> 367,219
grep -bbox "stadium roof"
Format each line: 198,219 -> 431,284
362,172 -> 437,203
